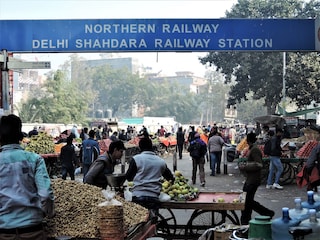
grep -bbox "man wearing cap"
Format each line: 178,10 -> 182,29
0,114 -> 55,240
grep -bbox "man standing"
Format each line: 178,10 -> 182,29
187,133 -> 207,187
239,132 -> 275,225
0,114 -> 55,240
60,135 -> 78,180
176,126 -> 185,159
208,130 -> 225,176
125,137 -> 174,219
81,129 -> 100,179
266,128 -> 284,190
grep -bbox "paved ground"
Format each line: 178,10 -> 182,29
159,151 -> 308,220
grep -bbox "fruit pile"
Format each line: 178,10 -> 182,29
24,132 -> 55,154
296,140 -> 319,158
161,170 -> 199,201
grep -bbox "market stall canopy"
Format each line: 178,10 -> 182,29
253,115 -> 285,128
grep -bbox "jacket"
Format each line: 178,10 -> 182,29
0,144 -> 55,228
126,151 -> 174,198
240,144 -> 263,185
270,135 -> 282,157
84,152 -> 114,189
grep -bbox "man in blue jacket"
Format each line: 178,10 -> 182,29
81,129 -> 100,179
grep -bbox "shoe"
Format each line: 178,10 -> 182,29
266,185 -> 272,189
273,183 -> 283,190
200,182 -> 205,187
235,228 -> 249,239
269,210 -> 275,218
210,174 -> 215,176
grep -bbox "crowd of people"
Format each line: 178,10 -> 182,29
0,113 -> 296,239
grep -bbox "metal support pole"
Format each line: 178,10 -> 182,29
1,50 -> 9,112
173,150 -> 177,172
282,52 -> 286,116
223,146 -> 228,174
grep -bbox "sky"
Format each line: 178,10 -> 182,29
0,0 -> 238,76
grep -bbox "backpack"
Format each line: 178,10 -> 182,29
264,139 -> 271,156
83,145 -> 99,165
188,141 -> 202,158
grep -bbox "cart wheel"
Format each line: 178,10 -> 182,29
260,161 -> 270,184
279,162 -> 295,185
156,208 -> 177,236
187,210 -> 237,235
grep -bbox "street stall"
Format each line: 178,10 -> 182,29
156,191 -> 246,239
46,179 -> 156,240
236,126 -> 320,185
154,171 -> 245,239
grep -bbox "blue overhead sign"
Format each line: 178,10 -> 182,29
0,19 -> 318,52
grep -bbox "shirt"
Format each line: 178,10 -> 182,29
0,144 -> 55,228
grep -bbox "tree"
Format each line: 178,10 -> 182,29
18,70 -> 88,124
200,0 -> 320,115
145,81 -> 199,123
286,52 -> 320,108
91,66 -> 153,118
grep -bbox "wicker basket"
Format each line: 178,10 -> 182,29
98,199 -> 124,240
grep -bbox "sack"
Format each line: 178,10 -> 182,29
188,141 -> 202,158
264,139 -> 271,156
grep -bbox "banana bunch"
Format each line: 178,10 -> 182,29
25,132 -> 55,154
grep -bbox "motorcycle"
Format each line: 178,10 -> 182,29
224,143 -> 239,162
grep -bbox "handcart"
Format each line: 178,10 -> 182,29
156,191 -> 246,239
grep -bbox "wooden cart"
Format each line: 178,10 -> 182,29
156,191 -> 246,239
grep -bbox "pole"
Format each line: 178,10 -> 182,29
282,52 -> 286,116
223,145 -> 228,174
173,150 -> 177,172
1,50 -> 9,112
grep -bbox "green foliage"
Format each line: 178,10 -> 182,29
286,52 -> 320,108
18,70 -> 88,124
145,82 -> 199,123
200,0 -> 320,116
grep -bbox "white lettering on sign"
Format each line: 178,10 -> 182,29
218,38 -> 273,48
155,38 -> 210,48
162,24 -> 219,33
84,24 -> 156,34
75,38 -> 147,49
32,39 -> 68,49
